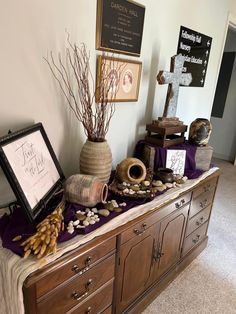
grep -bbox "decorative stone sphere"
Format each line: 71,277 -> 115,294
188,118 -> 212,146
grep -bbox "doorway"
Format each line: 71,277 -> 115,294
209,14 -> 236,163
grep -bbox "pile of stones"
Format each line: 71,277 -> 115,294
67,200 -> 127,234
116,175 -> 188,196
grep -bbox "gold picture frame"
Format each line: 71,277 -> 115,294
96,56 -> 142,102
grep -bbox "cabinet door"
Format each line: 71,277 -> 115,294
115,224 -> 158,313
153,205 -> 189,279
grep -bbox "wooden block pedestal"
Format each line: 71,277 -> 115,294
141,142 -> 213,172
195,145 -> 213,171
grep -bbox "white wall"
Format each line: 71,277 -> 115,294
1,0 -> 236,183
210,29 -> 236,161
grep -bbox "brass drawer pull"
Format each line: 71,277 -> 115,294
175,198 -> 185,209
72,256 -> 92,275
192,234 -> 200,244
134,222 -> 147,236
200,199 -> 207,209
153,250 -> 164,262
203,184 -> 210,192
86,307 -> 92,314
196,217 -> 204,226
72,279 -> 93,302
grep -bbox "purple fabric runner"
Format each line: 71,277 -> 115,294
0,141 -> 205,257
0,189 -> 161,257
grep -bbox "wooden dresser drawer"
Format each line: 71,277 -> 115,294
67,280 -> 113,314
186,205 -> 211,236
37,254 -> 115,314
182,221 -> 208,256
189,189 -> 215,218
35,237 -> 116,298
120,192 -> 191,244
192,177 -> 217,199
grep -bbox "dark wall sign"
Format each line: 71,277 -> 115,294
96,0 -> 145,56
177,26 -> 212,87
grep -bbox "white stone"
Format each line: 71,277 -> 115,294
98,209 -> 110,217
129,190 -> 135,195
89,220 -> 96,225
76,225 -> 85,229
91,208 -> 98,213
119,202 -> 127,207
111,200 -> 119,208
156,185 -> 167,192
165,183 -> 173,188
67,226 -> 74,234
137,190 -> 146,194
73,220 -> 80,226
143,180 -> 150,186
182,176 -> 188,182
83,220 -> 90,227
152,180 -> 163,187
76,210 -> 85,215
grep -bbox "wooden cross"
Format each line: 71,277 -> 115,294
157,54 -> 192,118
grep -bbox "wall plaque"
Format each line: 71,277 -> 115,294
96,0 -> 145,56
177,26 -> 212,87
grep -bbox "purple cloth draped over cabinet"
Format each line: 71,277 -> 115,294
0,141 -> 204,257
134,140 -> 204,179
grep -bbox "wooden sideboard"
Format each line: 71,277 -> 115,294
23,171 -> 220,314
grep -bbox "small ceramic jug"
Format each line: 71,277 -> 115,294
156,168 -> 174,183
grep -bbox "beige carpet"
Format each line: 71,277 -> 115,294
142,159 -> 236,314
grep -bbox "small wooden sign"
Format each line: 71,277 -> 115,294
96,0 -> 145,56
177,26 -> 212,87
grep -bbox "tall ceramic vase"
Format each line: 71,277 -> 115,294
80,140 -> 112,183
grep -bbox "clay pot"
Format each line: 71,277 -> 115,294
80,140 -> 112,183
116,158 -> 147,184
64,174 -> 108,207
188,118 -> 212,146
156,168 -> 174,183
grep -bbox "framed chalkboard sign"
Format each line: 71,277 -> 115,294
0,123 -> 64,222
96,0 -> 145,56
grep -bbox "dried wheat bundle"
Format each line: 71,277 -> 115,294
21,201 -> 65,259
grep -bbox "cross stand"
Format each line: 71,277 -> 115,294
145,121 -> 188,148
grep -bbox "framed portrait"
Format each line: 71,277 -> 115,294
96,55 -> 142,102
0,123 -> 65,222
96,0 -> 145,56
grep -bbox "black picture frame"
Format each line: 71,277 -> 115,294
0,123 -> 65,222
96,0 -> 145,56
